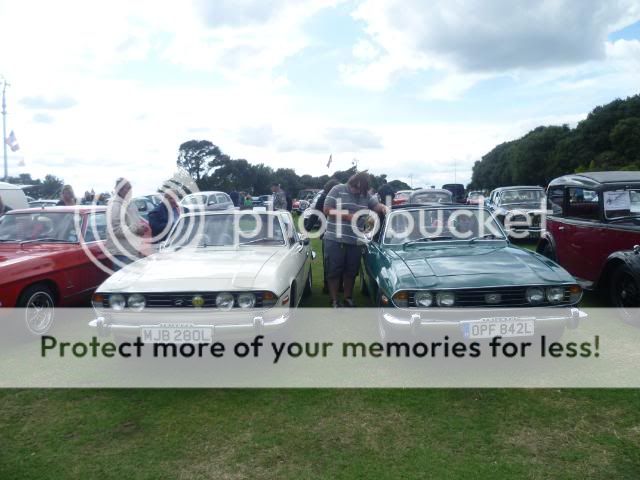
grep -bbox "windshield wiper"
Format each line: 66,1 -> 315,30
19,238 -> 74,245
403,236 -> 452,247
468,234 -> 502,243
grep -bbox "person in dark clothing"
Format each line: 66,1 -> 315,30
285,191 -> 293,212
148,190 -> 181,243
304,179 -> 339,232
229,191 -> 240,207
377,183 -> 396,206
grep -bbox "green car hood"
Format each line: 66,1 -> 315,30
388,243 -> 570,289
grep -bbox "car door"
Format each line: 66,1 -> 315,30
560,187 -> 602,282
216,193 -> 232,210
546,186 -> 570,265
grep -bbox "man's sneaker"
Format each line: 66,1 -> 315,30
343,298 -> 356,308
331,300 -> 343,308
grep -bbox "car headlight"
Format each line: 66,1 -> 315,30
436,292 -> 455,307
237,292 -> 256,309
92,293 -> 105,311
128,293 -> 146,311
262,291 -> 277,308
392,291 -> 409,308
109,294 -> 126,311
526,287 -> 545,304
216,292 -> 234,311
568,284 -> 583,304
414,291 -> 433,307
546,287 -> 565,303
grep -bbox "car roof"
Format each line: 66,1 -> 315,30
410,188 -> 452,195
7,205 -> 107,214
492,185 -> 544,192
548,171 -> 640,189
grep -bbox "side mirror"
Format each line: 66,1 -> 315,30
300,235 -> 310,246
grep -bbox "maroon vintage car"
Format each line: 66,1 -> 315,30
0,206 -> 111,334
537,172 -> 640,312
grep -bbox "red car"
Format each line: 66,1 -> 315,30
0,206 -> 111,334
537,172 -> 640,314
393,190 -> 413,206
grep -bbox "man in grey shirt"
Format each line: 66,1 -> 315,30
271,183 -> 287,210
323,171 -> 388,307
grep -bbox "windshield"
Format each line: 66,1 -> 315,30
383,208 -> 506,245
0,212 -> 79,242
499,189 -> 545,205
409,191 -> 451,204
166,213 -> 286,248
604,189 -> 640,220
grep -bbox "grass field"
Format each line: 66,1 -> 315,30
1,237 -> 638,479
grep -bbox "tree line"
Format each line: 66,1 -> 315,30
176,139 -> 410,196
469,94 -> 640,190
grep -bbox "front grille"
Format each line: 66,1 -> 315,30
409,286 -> 572,308
103,292 -> 266,309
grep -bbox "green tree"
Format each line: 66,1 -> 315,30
177,140 -> 222,182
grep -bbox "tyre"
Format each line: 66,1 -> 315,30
610,264 -> 640,324
303,268 -> 312,298
540,242 -> 556,262
360,266 -> 370,297
17,284 -> 56,335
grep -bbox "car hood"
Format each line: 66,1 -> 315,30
389,243 -> 569,289
0,243 -> 75,267
496,203 -> 544,212
99,247 -> 286,293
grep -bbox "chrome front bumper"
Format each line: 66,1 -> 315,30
380,307 -> 586,337
89,312 -> 290,339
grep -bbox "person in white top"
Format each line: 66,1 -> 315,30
105,177 -> 149,270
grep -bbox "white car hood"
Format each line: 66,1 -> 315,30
100,247 -> 286,293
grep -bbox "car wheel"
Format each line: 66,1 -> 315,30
303,269 -> 312,298
17,284 -> 56,335
540,242 -> 556,261
610,264 -> 640,324
360,266 -> 370,297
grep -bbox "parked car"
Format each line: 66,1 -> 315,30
537,171 -> 640,314
361,204 -> 583,341
466,191 -> 485,205
89,210 -> 314,342
487,186 -> 546,239
252,194 -> 273,210
292,199 -> 310,213
393,190 -> 414,206
180,191 -> 234,211
0,181 -> 29,211
133,196 -> 157,221
0,206 -> 110,334
408,188 -> 452,204
442,183 -> 466,203
28,199 -> 59,208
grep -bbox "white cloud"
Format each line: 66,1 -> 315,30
342,0 -> 640,95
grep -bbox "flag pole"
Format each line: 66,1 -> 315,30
1,77 -> 8,181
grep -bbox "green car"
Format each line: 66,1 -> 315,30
361,205 -> 584,341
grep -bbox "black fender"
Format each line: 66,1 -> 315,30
536,231 -> 557,256
596,250 -> 640,291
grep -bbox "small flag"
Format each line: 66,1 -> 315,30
5,130 -> 19,152
326,154 -> 332,168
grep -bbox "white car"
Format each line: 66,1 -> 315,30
90,210 -> 314,342
180,191 -> 235,211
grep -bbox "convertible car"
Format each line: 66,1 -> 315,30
90,210 -> 314,342
0,206 -> 110,334
361,205 -> 584,341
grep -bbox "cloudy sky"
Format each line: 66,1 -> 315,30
1,0 -> 639,195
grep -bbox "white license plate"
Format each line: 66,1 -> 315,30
462,318 -> 534,339
141,327 -> 212,344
